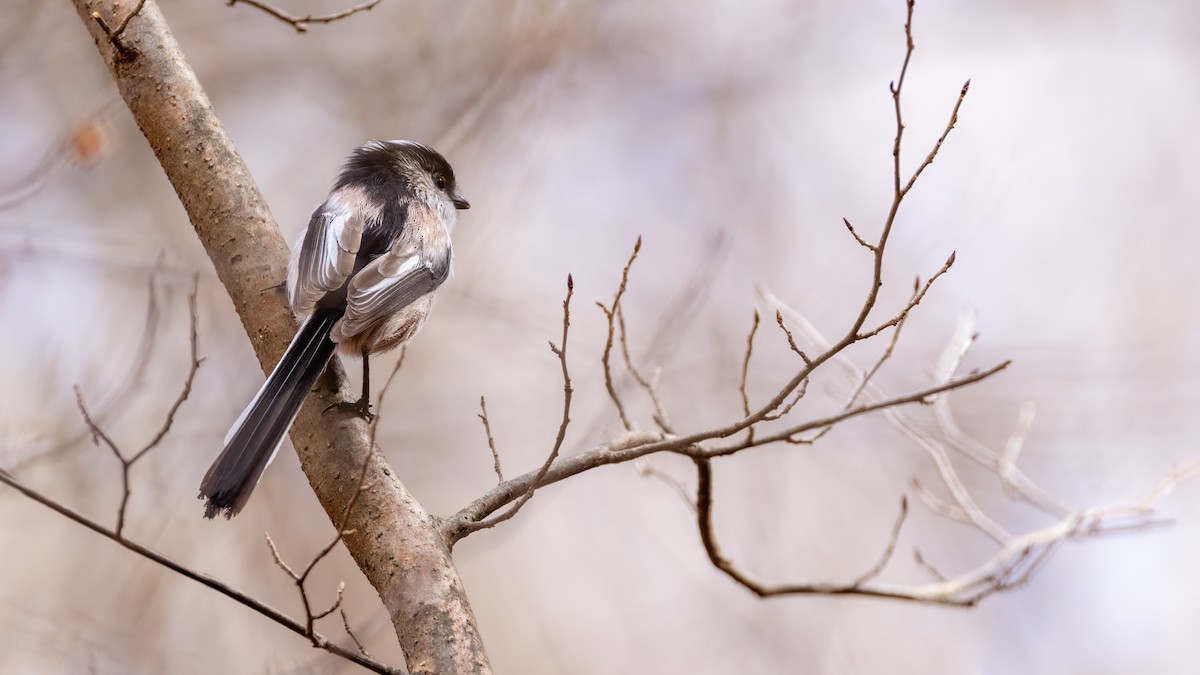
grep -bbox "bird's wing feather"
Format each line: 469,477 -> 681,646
332,202 -> 451,341
289,192 -> 367,316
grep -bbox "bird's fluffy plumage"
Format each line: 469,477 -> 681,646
199,140 -> 467,518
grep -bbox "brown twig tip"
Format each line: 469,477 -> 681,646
567,273 -> 573,291
842,217 -> 876,251
946,250 -> 957,266
962,79 -> 971,94
634,235 -> 643,253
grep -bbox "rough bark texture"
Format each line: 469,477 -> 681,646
67,2 -> 490,672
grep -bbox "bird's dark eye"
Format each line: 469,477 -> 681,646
434,174 -> 447,190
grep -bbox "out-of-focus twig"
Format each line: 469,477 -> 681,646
74,276 -> 203,539
226,0 -> 382,33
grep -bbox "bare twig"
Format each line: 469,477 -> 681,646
738,311 -> 761,444
341,607 -> 372,659
74,276 -> 203,539
633,458 -> 696,511
842,217 -> 876,252
90,0 -> 150,54
478,396 -> 504,483
845,277 -> 917,408
707,360 -> 1012,456
616,305 -> 674,433
857,251 -> 955,341
452,275 -> 575,538
226,0 -> 382,33
913,548 -> 946,582
773,310 -> 811,365
597,239 -> 641,431
850,496 -> 908,587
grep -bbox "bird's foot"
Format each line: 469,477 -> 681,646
323,397 -> 375,423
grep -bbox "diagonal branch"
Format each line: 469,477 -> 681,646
0,468 -> 400,674
65,2 -> 489,670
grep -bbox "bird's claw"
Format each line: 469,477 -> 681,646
323,398 -> 375,423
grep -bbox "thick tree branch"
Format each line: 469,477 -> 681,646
67,2 -> 488,672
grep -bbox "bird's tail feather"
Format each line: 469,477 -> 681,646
199,310 -> 339,519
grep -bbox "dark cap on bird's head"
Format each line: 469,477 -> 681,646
335,139 -> 470,210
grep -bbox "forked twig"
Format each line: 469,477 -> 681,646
454,275 -> 575,537
598,239 -> 641,431
75,276 -> 203,539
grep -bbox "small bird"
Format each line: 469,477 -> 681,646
199,140 -> 469,519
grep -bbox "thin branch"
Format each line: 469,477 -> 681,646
341,607 -> 372,659
598,239 -> 641,431
478,397 -> 504,483
901,79 -> 971,198
616,305 -> 675,434
845,281 -> 913,409
705,360 -> 1012,457
912,548 -> 946,582
857,251 -> 955,341
226,0 -> 382,33
842,217 -> 876,252
850,496 -> 908,587
0,469 -> 400,674
738,311 -> 761,444
773,310 -> 811,365
91,0 -> 149,52
131,276 -> 204,463
452,275 -> 575,538
633,458 -> 696,512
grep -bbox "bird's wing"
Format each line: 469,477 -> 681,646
288,193 -> 367,316
332,203 -> 452,340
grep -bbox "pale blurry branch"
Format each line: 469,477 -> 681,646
226,0 -> 382,33
74,276 -> 202,539
633,458 -> 696,511
67,1 -> 489,670
851,497 -> 908,587
456,276 -> 575,537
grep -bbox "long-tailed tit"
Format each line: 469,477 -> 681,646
199,140 -> 469,519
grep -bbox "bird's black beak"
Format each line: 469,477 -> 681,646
452,194 -> 470,210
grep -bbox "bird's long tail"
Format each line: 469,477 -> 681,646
199,310 -> 339,519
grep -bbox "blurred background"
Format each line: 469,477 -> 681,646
3,0 -> 1200,672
